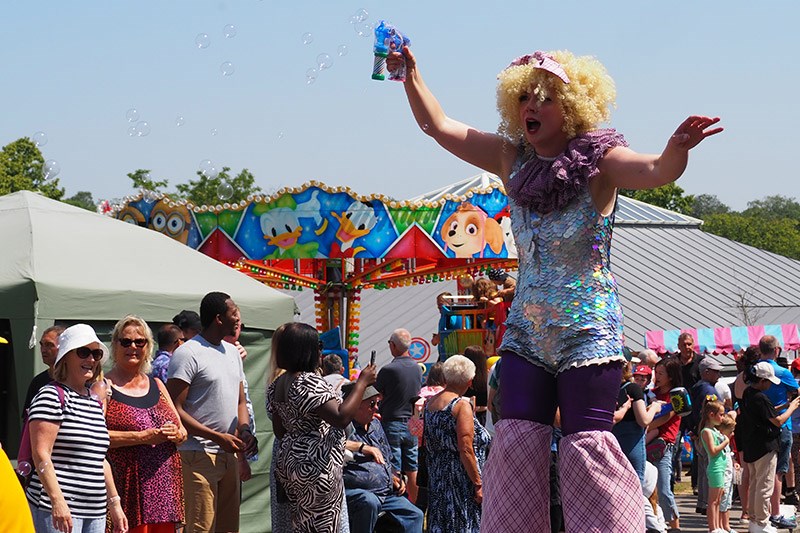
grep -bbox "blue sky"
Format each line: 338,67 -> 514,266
2,1 -> 797,210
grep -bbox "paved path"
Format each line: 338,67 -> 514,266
674,493 -> 797,532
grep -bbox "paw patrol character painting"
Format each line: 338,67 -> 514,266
440,202 -> 504,258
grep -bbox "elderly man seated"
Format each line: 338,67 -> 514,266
342,384 -> 424,533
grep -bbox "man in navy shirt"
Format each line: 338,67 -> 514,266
343,384 -> 423,533
759,335 -> 799,529
376,328 -> 423,502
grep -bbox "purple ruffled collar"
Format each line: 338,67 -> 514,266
506,128 -> 628,215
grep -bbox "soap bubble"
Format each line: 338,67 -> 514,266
127,125 -> 138,137
32,131 -> 48,147
195,33 -> 210,49
211,128 -> 218,136
220,61 -> 235,76
305,68 -> 317,85
354,8 -> 369,22
354,22 -> 372,37
199,159 -> 215,174
126,108 -> 139,122
136,121 -> 150,137
175,115 -> 185,127
277,132 -> 285,140
317,53 -> 332,70
302,32 -> 313,45
223,24 -> 236,38
337,45 -> 348,57
16,461 -> 32,478
422,124 -> 430,131
217,181 -> 234,200
205,166 -> 219,179
43,160 -> 60,180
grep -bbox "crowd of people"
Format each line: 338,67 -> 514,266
15,301 -> 800,533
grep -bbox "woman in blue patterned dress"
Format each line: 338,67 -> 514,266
424,355 -> 491,533
389,46 -> 722,531
267,322 -> 376,533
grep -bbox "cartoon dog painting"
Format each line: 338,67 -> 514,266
440,202 -> 504,258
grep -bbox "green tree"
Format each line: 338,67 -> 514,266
620,183 -> 694,215
690,194 -> 730,219
0,137 -> 64,199
63,191 -> 96,211
702,213 -> 800,260
127,169 -> 169,192
742,195 -> 800,220
175,167 -> 261,205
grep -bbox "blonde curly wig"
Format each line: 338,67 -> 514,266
496,50 -> 616,142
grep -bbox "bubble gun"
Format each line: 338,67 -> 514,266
372,20 -> 410,82
653,387 -> 692,419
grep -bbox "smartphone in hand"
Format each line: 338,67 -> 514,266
370,350 -> 376,366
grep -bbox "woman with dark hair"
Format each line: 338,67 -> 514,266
463,346 -> 489,426
732,345 -> 761,523
648,356 -> 684,530
266,322 -> 377,533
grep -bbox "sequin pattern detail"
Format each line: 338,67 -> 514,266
500,135 -> 626,374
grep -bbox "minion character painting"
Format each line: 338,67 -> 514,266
148,199 -> 193,245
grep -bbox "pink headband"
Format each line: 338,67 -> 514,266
505,51 -> 570,84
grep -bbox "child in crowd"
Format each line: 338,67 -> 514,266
717,414 -> 737,533
699,400 -> 729,533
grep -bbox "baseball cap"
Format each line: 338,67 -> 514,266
791,359 -> 800,373
632,365 -> 652,377
753,361 -> 781,385
55,324 -> 109,366
699,357 -> 724,372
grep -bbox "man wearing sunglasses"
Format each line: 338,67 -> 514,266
167,292 -> 257,533
342,384 -> 424,533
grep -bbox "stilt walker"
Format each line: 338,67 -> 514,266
387,41 -> 723,531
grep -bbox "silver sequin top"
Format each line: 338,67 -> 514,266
500,130 -> 628,374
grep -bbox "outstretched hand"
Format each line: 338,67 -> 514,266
669,116 -> 723,150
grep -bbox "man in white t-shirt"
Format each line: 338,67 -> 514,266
167,292 -> 257,533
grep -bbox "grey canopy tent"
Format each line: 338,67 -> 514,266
0,191 -> 295,532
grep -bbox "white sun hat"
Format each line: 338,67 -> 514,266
55,324 -> 109,366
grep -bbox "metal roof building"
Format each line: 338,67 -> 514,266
285,174 -> 800,366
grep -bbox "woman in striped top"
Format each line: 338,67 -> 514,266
26,324 -> 128,533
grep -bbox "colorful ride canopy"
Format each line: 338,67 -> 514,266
645,324 -> 800,354
112,181 -> 517,262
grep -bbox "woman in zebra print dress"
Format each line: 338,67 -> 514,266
267,322 -> 377,533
